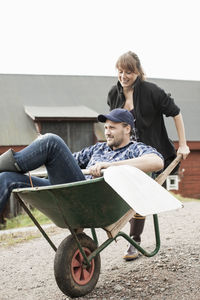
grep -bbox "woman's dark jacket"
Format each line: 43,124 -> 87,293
107,78 -> 180,165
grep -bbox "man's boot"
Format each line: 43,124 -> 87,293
0,149 -> 21,172
123,214 -> 145,261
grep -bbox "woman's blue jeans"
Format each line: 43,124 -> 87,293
0,133 -> 85,213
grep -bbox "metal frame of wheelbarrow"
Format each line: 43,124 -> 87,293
14,154 -> 182,268
15,194 -> 160,268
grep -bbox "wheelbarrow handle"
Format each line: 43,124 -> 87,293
155,154 -> 182,186
81,169 -> 91,175
81,169 -> 104,175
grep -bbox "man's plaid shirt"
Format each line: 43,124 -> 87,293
73,141 -> 163,179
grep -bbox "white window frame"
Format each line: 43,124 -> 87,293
166,175 -> 179,190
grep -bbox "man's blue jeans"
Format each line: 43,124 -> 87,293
0,133 -> 85,213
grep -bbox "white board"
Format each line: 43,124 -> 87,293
104,165 -> 183,216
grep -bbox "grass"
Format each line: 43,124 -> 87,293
0,231 -> 41,247
0,210 -> 58,247
4,209 -> 51,230
0,225 -> 61,247
171,193 -> 199,202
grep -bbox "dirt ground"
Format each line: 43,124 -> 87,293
0,201 -> 200,300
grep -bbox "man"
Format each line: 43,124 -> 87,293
0,108 -> 164,217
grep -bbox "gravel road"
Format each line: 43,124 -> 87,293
0,201 -> 200,300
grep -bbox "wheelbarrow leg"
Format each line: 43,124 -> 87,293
91,228 -> 98,246
15,194 -> 57,252
117,214 -> 160,257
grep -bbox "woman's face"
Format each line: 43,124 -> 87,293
117,68 -> 138,89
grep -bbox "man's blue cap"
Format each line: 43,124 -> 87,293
98,108 -> 134,128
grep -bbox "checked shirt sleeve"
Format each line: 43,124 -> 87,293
73,144 -> 98,169
129,142 -> 164,161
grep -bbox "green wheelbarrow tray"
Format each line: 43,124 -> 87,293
14,177 -> 132,229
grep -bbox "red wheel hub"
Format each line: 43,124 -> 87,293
71,247 -> 95,285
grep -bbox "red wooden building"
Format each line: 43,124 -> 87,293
173,141 -> 200,199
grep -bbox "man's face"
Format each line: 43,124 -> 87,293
104,120 -> 130,150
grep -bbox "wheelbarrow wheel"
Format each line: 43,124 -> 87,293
54,233 -> 101,298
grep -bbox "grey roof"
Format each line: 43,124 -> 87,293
25,105 -> 98,120
0,74 -> 199,146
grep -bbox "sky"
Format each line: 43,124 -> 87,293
0,0 -> 199,80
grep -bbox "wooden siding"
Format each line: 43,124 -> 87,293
39,121 -> 96,152
0,145 -> 26,155
173,149 -> 200,199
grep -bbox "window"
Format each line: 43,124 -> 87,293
166,175 -> 179,190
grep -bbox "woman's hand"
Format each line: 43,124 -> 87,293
173,114 -> 190,160
89,162 -> 111,178
177,144 -> 190,160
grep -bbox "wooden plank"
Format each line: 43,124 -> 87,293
155,154 -> 182,185
104,209 -> 135,239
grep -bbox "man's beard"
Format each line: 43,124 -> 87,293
106,136 -> 122,149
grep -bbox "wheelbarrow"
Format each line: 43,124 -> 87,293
12,154 -> 182,298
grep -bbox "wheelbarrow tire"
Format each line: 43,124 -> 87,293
54,233 -> 101,298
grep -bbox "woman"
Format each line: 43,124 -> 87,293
107,51 -> 190,261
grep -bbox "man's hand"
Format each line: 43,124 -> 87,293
89,162 -> 111,178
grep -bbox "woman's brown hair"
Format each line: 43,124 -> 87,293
116,51 -> 145,81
